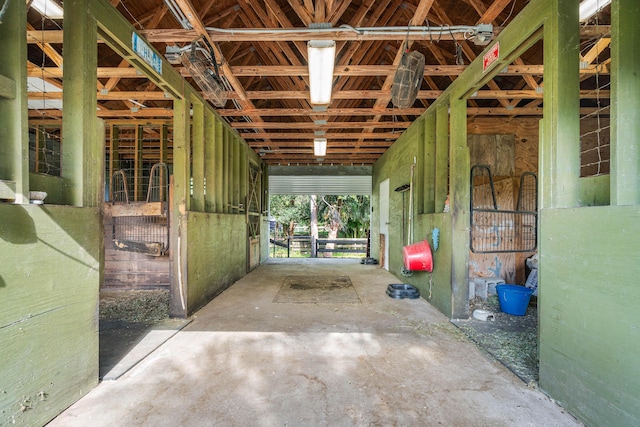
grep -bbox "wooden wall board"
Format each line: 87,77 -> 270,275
467,117 -> 539,176
469,134 -> 516,177
0,204 -> 101,426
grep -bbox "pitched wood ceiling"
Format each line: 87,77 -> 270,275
26,0 -> 611,166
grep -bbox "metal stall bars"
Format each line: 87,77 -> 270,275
470,165 -> 538,253
110,163 -> 170,256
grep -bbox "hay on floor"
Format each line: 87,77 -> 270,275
100,289 -> 169,323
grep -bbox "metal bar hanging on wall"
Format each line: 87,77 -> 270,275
470,165 -> 538,253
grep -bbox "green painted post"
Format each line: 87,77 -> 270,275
0,0 -> 28,203
191,101 -> 205,212
173,98 -> 191,213
62,0 -> 98,207
108,125 -> 120,199
160,124 -> 168,165
449,98 -> 470,319
214,120 -> 224,213
94,120 -> 106,206
435,103 -> 450,213
423,113 -> 437,214
159,124 -> 168,200
541,0 -> 580,209
415,118 -> 425,215
233,135 -> 241,212
204,109 -> 216,213
240,144 -> 248,213
610,0 -> 640,206
170,98 -> 191,318
134,125 -> 143,201
223,128 -> 230,213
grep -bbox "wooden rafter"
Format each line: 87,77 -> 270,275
24,0 -> 612,166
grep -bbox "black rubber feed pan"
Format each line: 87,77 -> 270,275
386,284 -> 420,299
360,257 -> 378,265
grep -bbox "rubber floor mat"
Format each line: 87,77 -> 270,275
273,275 -> 361,304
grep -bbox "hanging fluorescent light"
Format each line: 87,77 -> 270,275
307,40 -> 335,105
314,138 -> 327,157
31,0 -> 64,19
579,0 -> 611,21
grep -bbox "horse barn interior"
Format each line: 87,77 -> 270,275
1,0 -> 639,425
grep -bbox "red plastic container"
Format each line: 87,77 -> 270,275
402,240 -> 433,272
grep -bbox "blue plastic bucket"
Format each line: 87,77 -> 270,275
496,284 -> 534,316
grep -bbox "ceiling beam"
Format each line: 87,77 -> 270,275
27,25 -> 611,45
26,24 -> 63,68
477,0 -> 514,24
230,121 -> 412,129
28,105 -> 610,120
28,63 -> 612,79
240,132 -> 400,139
217,107 -> 426,117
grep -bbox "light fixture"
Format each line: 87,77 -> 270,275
31,0 -> 64,19
579,0 -> 611,21
307,40 -> 335,105
314,138 -> 327,157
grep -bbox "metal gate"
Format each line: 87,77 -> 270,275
111,163 -> 170,256
470,165 -> 537,253
247,163 -> 262,269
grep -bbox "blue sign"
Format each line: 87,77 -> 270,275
131,32 -> 162,74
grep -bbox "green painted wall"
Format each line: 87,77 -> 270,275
184,212 -> 247,314
579,175 -> 610,207
372,117 -> 455,316
539,206 -> 640,426
0,204 -> 101,426
29,174 -> 65,205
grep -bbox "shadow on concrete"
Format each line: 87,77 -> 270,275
99,318 -> 191,380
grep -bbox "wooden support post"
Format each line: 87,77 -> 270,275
173,98 -> 191,213
435,103 -> 450,213
95,119 -> 106,204
0,0 -> 28,203
169,98 -> 190,318
191,101 -> 205,212
610,0 -> 640,205
108,124 -> 120,200
423,113 -> 437,214
214,120 -> 224,213
62,0 -> 98,207
34,126 -> 44,174
415,119 -> 425,215
541,0 -> 580,209
223,127 -> 230,213
159,124 -> 168,201
241,147 -> 248,215
204,109 -> 216,213
133,125 -> 143,201
160,124 -> 168,165
233,135 -> 240,212
449,98 -> 470,319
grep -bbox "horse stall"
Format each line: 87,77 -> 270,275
104,163 -> 170,291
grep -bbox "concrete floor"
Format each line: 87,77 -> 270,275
49,259 -> 580,426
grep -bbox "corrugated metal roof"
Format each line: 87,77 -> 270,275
269,175 -> 372,195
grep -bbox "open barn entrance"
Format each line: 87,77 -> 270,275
268,168 -> 373,261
